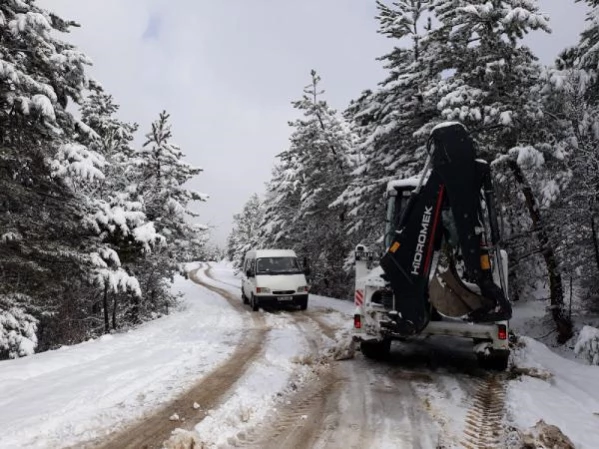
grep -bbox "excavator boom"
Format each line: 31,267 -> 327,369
379,122 -> 512,336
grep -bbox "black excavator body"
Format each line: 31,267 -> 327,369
379,122 -> 512,336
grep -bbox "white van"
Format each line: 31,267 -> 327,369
241,249 -> 310,311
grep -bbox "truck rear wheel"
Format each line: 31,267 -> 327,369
360,339 -> 391,360
242,291 -> 249,305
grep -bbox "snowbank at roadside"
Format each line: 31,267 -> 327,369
0,268 -> 243,449
507,336 -> 599,449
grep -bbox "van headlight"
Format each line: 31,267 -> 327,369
256,287 -> 270,294
297,286 -> 309,293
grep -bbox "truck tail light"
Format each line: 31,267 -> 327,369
498,324 -> 507,340
354,314 -> 362,329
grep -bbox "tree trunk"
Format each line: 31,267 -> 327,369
112,294 -> 117,330
508,160 -> 573,343
591,215 -> 599,274
103,285 -> 109,334
130,295 -> 140,324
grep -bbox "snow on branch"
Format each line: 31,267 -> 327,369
0,60 -> 58,103
86,200 -> 146,237
502,7 -> 550,32
90,249 -> 121,269
31,94 -> 56,121
574,326 -> 599,365
50,143 -> 106,182
508,146 -> 545,169
1,232 -> 23,243
189,189 -> 209,202
89,252 -> 108,268
459,4 -> 493,18
93,268 -> 142,298
9,12 -> 52,37
0,294 -> 38,358
133,222 -> 166,252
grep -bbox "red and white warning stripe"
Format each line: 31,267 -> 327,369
355,289 -> 364,306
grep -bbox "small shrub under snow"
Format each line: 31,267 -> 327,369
574,325 -> 599,365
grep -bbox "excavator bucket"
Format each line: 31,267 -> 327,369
429,266 -> 494,318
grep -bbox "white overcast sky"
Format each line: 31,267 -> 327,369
39,0 -> 588,246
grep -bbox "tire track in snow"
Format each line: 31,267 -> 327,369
203,264 -> 243,290
203,266 -> 441,448
193,265 -> 338,449
461,374 -> 507,449
90,265 -> 268,449
234,313 -> 342,449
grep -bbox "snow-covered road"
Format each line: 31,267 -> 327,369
1,261 -> 598,449
0,263 -> 244,449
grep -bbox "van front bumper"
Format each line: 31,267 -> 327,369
254,294 -> 308,307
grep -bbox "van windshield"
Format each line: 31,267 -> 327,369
256,257 -> 302,275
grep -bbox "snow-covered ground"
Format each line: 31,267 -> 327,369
0,264 -> 243,449
207,260 -> 242,289
2,261 -> 599,449
508,337 -> 599,449
186,322 -> 314,448
160,263 -> 354,448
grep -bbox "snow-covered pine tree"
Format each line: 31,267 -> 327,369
428,0 -> 573,342
134,111 -> 208,316
537,1 -> 599,312
335,0 -> 441,252
259,155 -> 303,250
0,1 -> 109,356
577,0 -> 599,99
261,71 -> 353,297
227,193 -> 263,269
78,84 -> 165,332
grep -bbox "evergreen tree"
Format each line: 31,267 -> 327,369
78,85 -> 164,332
259,157 -> 303,250
227,194 -> 263,269
261,71 -> 353,297
134,111 -> 208,316
426,0 -> 572,340
538,1 -> 599,312
338,0 -> 573,340
0,2 -> 105,357
336,0 -> 440,250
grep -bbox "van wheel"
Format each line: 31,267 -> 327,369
251,295 -> 259,312
360,339 -> 391,360
242,291 -> 249,304
299,299 -> 308,311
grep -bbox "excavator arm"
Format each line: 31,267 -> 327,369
379,122 -> 512,336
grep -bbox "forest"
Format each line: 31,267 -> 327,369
0,1 -> 210,359
228,0 -> 599,345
